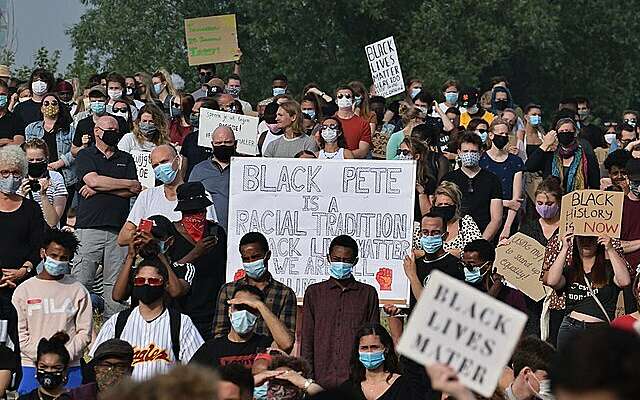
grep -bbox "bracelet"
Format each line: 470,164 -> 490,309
303,378 -> 314,392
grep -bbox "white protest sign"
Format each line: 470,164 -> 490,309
197,108 -> 259,155
226,157 -> 415,305
365,36 -> 405,98
130,150 -> 155,189
397,270 -> 527,397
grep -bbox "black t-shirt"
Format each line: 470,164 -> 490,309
0,111 -> 24,140
42,129 -> 59,162
441,169 -> 502,233
410,253 -> 465,310
181,130 -> 212,178
190,334 -> 272,369
72,115 -> 129,147
563,268 -> 620,321
0,198 -> 45,272
74,146 -> 138,229
13,99 -> 42,129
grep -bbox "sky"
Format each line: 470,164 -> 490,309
10,0 -> 87,73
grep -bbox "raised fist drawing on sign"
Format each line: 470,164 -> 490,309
376,267 -> 393,291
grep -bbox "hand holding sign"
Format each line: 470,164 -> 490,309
494,233 -> 548,301
558,190 -> 624,238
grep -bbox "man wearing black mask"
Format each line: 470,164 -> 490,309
188,126 -> 235,232
72,116 -> 141,319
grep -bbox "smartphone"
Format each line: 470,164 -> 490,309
139,219 -> 153,234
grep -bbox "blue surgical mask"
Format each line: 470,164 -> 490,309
243,258 -> 266,279
0,95 -> 8,108
230,310 -> 257,335
44,256 -> 70,276
90,101 -> 106,115
302,109 -> 316,120
153,83 -> 163,95
477,131 -> 488,143
154,161 -> 178,184
157,239 -> 168,254
329,261 -> 353,280
359,350 -> 385,370
444,92 -> 458,104
254,383 -> 268,400
530,115 -> 541,126
0,175 -> 21,194
464,267 -> 482,283
410,88 -> 422,99
272,87 -> 286,96
354,96 -> 362,106
420,235 -> 443,254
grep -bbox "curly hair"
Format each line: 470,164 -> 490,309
0,145 -> 27,177
133,104 -> 170,146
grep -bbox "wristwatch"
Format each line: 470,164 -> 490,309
303,378 -> 314,392
21,264 -> 33,275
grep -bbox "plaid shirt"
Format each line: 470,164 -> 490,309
213,273 -> 297,338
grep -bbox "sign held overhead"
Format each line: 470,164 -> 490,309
184,14 -> 239,66
365,36 -> 405,98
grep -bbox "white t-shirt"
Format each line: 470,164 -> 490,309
118,132 -> 157,153
318,148 -> 345,159
127,185 -> 218,225
90,307 -> 204,381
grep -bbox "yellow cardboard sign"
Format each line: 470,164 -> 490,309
558,190 -> 624,238
184,14 -> 238,66
495,233 -> 548,302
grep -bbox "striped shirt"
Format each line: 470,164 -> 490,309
90,307 -> 203,381
19,170 -> 68,223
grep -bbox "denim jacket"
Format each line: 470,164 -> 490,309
25,121 -> 77,186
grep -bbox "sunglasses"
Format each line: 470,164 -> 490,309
132,277 -> 163,287
476,129 -> 487,134
172,103 -> 181,108
43,101 -> 58,107
337,94 -> 352,99
112,107 -> 128,113
199,71 -> 213,77
396,149 -> 411,156
322,124 -> 339,130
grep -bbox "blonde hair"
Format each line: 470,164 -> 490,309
489,117 -> 510,132
278,100 -> 304,135
0,145 -> 27,177
435,181 -> 463,220
154,69 -> 177,97
133,104 -> 170,146
24,138 -> 50,159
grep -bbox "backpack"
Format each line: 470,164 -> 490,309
114,307 -> 182,362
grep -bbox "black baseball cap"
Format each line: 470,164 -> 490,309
148,215 -> 176,240
91,339 -> 134,364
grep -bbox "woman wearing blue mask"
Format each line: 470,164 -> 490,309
168,92 -> 195,146
350,81 -> 378,135
151,69 -> 177,115
468,118 -> 491,151
118,104 -> 170,154
340,323 -> 415,400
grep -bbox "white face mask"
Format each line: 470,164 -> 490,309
108,89 -> 122,100
604,133 -> 616,145
337,96 -> 353,109
31,81 -> 48,96
321,127 -> 338,143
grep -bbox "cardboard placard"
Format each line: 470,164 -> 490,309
495,233 -> 548,301
226,158 -> 416,305
130,150 -> 155,189
558,190 -> 624,238
365,36 -> 405,98
197,108 -> 259,155
184,14 -> 238,66
397,270 -> 527,398
524,172 -> 543,202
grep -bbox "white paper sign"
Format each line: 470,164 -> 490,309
226,157 -> 415,305
197,108 -> 259,155
130,150 -> 155,189
365,36 -> 405,98
397,270 -> 527,397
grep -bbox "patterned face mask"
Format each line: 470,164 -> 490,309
267,380 -> 301,400
95,367 -> 130,393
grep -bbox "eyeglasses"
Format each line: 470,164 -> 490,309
43,101 -> 58,107
0,169 -> 21,178
396,149 -> 412,156
132,277 -> 164,287
199,71 -> 213,77
95,361 -> 131,373
337,94 -> 352,99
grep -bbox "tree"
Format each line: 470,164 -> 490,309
0,47 -> 61,81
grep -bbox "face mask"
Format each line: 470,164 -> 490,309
459,151 -> 481,167
578,110 -> 589,118
477,131 -> 488,143
112,111 -> 128,120
157,239 -> 169,254
153,83 -> 163,95
0,95 -> 8,108
495,99 -> 508,111
464,267 -> 483,284
190,113 -> 200,129
529,115 -> 541,126
557,131 -> 576,147
0,175 -> 21,194
230,310 -> 257,335
433,205 -> 456,222
132,284 -> 165,305
410,88 -> 422,99
90,101 -> 107,115
321,127 -> 338,143
125,87 -> 134,96
243,258 -> 267,279
44,256 -> 70,276
170,106 -> 182,118
329,261 -> 353,280
467,104 -> 479,114
272,87 -> 286,96
213,145 -> 234,162
100,129 -> 120,147
37,370 -> 65,389
139,122 -> 158,137
108,89 -> 122,100
302,109 -> 316,120
625,119 -> 637,127
354,96 -> 362,106
42,104 -> 59,118
32,81 -> 48,96
337,97 -> 353,109
154,160 -> 178,185
629,181 -> 640,197
95,367 -> 129,393
395,153 -> 413,161
268,381 -> 301,400
226,86 -> 241,98
444,92 -> 458,104
420,235 -> 443,254
527,373 -> 555,400
28,161 -> 48,178
492,135 -> 509,150
417,106 -> 429,114
604,133 -> 616,144
536,203 -> 559,219
19,97 -> 29,103
359,350 -> 385,370
254,383 -> 268,400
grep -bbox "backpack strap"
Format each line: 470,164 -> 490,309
168,308 -> 182,363
114,308 -> 134,339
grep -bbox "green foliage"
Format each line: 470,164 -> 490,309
2,47 -> 61,81
67,0 -> 640,118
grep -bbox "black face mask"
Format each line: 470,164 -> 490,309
199,73 -> 213,85
492,135 -> 509,150
125,86 -> 137,98
132,284 -> 165,305
100,129 -> 120,147
213,145 -> 235,162
433,205 -> 456,223
558,131 -> 576,147
494,99 -> 508,111
37,370 -> 65,390
28,161 -> 48,178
